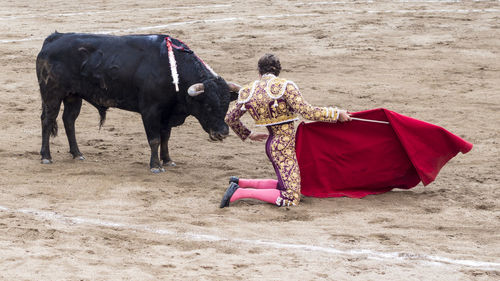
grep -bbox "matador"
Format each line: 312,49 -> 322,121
220,54 -> 351,207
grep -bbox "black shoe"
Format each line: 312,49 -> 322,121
229,176 -> 239,185
220,182 -> 239,208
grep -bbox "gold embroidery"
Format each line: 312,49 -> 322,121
266,77 -> 287,98
226,74 -> 342,206
237,85 -> 252,104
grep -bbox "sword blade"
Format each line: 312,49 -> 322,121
351,117 -> 389,124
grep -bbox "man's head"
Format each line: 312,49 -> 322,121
258,53 -> 281,76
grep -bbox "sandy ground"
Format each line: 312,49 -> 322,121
0,0 -> 499,280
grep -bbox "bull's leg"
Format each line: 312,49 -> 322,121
141,110 -> 164,173
62,96 -> 84,160
40,100 -> 62,164
160,126 -> 176,167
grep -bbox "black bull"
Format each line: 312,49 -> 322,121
36,32 -> 239,172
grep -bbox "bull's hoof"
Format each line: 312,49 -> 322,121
75,155 -> 85,161
150,167 -> 166,173
41,159 -> 53,164
163,161 -> 176,167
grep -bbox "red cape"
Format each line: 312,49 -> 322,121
295,108 -> 472,198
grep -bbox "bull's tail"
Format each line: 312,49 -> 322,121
51,120 -> 59,137
97,106 -> 108,129
38,61 -> 58,138
40,103 -> 58,137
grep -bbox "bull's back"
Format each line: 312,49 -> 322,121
36,33 -> 169,111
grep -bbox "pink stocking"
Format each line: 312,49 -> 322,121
230,188 -> 280,204
238,179 -> 278,189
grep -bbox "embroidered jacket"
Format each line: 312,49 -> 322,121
225,74 -> 340,139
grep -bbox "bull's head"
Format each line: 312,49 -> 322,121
186,77 -> 240,141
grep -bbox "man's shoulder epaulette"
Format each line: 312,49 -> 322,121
267,77 -> 293,99
237,82 -> 254,104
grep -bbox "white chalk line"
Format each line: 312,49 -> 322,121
6,0 -> 489,20
397,0 -> 461,2
295,0 -> 471,4
295,1 -> 374,5
1,204 -> 499,271
0,17 -> 239,44
0,4 -> 232,21
0,0 -> 497,21
1,7 -> 499,44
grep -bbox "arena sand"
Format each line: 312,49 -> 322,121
0,0 -> 498,280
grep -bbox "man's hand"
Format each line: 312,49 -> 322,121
338,110 -> 352,122
249,132 -> 268,141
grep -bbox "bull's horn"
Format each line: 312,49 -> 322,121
187,83 -> 204,96
227,82 -> 241,93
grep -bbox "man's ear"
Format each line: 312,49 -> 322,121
230,91 -> 239,101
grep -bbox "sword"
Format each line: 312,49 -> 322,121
351,117 -> 389,125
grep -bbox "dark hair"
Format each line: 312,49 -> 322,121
258,54 -> 281,76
